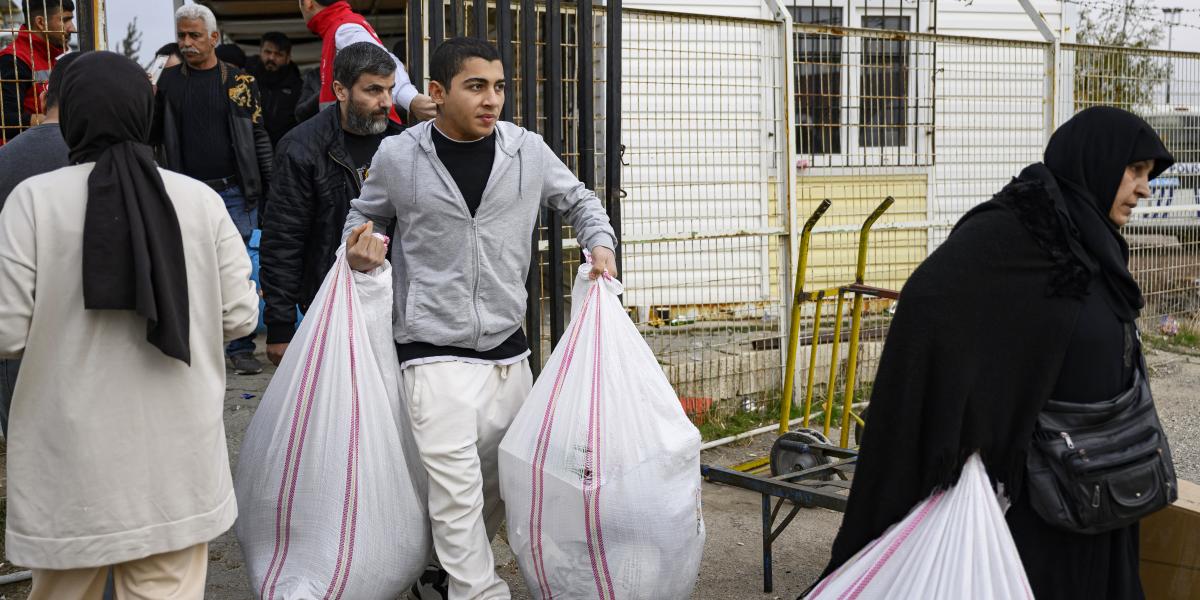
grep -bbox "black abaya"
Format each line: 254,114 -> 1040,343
818,107 -> 1175,596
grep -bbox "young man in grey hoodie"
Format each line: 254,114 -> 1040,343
343,38 -> 616,600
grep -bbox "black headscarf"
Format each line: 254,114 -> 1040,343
59,52 -> 191,364
1043,106 -> 1175,322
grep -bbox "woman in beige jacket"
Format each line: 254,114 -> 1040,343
0,52 -> 259,598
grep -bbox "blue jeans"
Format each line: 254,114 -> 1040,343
0,358 -> 17,436
218,185 -> 258,358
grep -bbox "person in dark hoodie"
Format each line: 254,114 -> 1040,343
813,106 -> 1176,600
247,32 -> 304,146
294,67 -> 321,123
215,43 -> 247,68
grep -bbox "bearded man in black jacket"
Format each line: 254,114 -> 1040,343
259,42 -> 404,367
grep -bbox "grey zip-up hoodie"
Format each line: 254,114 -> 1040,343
342,120 -> 617,351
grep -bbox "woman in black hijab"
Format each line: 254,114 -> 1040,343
0,52 -> 259,594
814,107 -> 1174,599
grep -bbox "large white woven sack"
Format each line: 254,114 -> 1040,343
806,453 -> 1033,599
235,250 -> 430,600
499,265 -> 705,600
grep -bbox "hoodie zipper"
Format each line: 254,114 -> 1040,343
425,140 -> 493,347
472,219 -> 483,346
424,124 -> 519,348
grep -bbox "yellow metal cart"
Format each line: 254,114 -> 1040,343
700,197 -> 900,593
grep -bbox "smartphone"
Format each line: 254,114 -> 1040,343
147,54 -> 169,85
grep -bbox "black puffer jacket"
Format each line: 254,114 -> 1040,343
260,104 -> 404,343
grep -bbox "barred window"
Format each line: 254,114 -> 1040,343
859,15 -> 910,148
790,7 -> 842,155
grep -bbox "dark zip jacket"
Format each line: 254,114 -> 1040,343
259,104 -> 403,343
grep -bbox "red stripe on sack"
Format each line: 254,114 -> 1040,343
261,262 -> 342,599
335,401 -> 361,600
336,274 -> 364,600
591,298 -> 615,600
808,536 -> 886,599
529,284 -> 598,599
840,490 -> 945,600
268,263 -> 345,599
582,293 -> 614,600
326,271 -> 363,600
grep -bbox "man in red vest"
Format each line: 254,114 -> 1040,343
299,0 -> 436,123
0,0 -> 75,145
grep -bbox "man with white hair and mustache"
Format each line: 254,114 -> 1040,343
259,42 -> 405,366
153,2 -> 274,376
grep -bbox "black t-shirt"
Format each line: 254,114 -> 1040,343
176,66 -> 238,181
343,129 -> 386,182
395,124 -> 527,366
431,124 -> 495,217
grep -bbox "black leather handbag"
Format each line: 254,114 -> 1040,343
1025,354 -> 1178,534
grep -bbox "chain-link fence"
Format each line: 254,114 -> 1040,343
620,9 -> 791,420
0,1 -> 75,145
612,8 -> 1200,425
1059,43 -> 1200,334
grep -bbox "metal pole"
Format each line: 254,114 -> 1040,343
498,0 -> 514,121
579,0 -> 595,189
779,199 -> 831,435
408,0 -> 425,88
761,494 -> 774,593
473,0 -> 488,39
545,0 -> 564,347
430,0 -> 444,49
838,197 -> 894,448
451,0 -> 464,37
521,0 -> 541,372
822,293 -> 846,439
1164,7 -> 1182,104
604,0 -> 622,274
76,0 -> 107,51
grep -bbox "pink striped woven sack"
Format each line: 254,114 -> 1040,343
234,247 -> 430,599
499,264 -> 706,600
806,454 -> 1033,599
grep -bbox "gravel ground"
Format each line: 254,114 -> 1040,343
1145,348 -> 1200,484
1,347 -> 1196,600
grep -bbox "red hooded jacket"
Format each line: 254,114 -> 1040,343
306,1 -> 401,123
0,27 -> 61,145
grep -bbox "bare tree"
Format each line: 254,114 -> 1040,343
1073,0 -> 1169,111
120,17 -> 143,63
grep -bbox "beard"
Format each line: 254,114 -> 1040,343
344,95 -> 389,135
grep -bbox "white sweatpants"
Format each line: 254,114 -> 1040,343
401,359 -> 532,600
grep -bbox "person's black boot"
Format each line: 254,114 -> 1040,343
229,353 -> 263,375
409,565 -> 449,600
